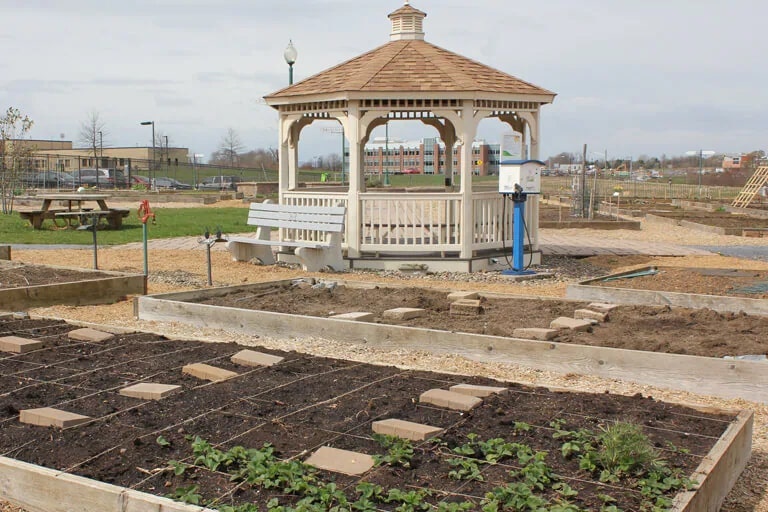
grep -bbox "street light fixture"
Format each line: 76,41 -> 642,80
686,149 -> 715,198
284,40 -> 298,85
140,121 -> 155,186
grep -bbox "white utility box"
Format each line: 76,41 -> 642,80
498,160 -> 544,194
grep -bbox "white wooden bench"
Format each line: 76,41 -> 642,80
227,202 -> 346,272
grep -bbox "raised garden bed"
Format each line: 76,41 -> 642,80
539,207 -> 641,230
566,266 -> 768,317
0,318 -> 753,512
0,261 -> 145,310
645,211 -> 767,236
137,280 -> 768,402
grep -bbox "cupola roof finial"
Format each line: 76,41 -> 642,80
388,1 -> 426,41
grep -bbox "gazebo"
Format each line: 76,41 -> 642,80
264,1 -> 556,272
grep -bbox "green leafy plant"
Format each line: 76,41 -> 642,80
372,433 -> 414,468
156,435 -> 171,447
447,457 -> 484,481
170,484 -> 201,505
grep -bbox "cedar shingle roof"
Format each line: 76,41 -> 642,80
265,39 -> 554,101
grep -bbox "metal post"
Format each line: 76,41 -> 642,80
142,223 -> 149,276
289,63 -> 294,85
206,243 -> 213,286
698,149 -> 703,199
91,214 -> 98,270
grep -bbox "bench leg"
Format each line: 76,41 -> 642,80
294,240 -> 344,272
227,241 -> 275,265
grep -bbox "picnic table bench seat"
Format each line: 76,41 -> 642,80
227,202 -> 346,272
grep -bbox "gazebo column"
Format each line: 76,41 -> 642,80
458,103 -> 481,259
278,114 -> 304,195
346,101 -> 363,258
421,118 -> 456,184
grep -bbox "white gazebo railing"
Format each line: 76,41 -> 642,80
282,190 -> 519,257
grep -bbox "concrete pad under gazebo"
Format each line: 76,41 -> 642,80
264,2 -> 556,272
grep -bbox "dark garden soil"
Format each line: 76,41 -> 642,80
0,262 -> 107,289
0,318 -> 737,511
596,267 -> 768,300
194,282 -> 768,358
649,210 -> 767,229
539,207 -> 621,224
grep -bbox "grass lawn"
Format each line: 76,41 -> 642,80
0,207 -> 251,245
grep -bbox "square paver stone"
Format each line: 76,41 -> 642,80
67,328 -> 114,342
447,291 -> 480,300
574,309 -> 609,323
372,419 -> 444,441
182,363 -> 238,382
231,350 -> 284,367
382,307 -> 425,320
0,336 -> 45,354
449,384 -> 508,398
119,383 -> 181,400
305,446 -> 375,476
588,303 -> 619,313
20,407 -> 91,428
512,328 -> 559,341
450,299 -> 483,315
419,389 -> 482,411
330,312 -> 375,322
550,317 -> 593,332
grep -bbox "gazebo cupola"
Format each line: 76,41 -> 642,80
265,1 -> 556,272
388,1 -> 426,41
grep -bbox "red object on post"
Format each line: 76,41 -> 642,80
138,200 -> 156,224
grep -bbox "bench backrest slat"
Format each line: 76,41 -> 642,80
246,203 -> 346,233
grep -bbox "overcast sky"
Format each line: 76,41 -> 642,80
2,0 -> 766,163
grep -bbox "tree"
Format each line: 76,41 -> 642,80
0,107 -> 34,214
211,128 -> 244,168
78,112 -> 107,184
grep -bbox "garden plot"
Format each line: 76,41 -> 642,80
0,261 -> 145,310
645,210 -> 767,236
539,206 -> 641,230
0,317 -> 753,512
567,267 -> 768,317
137,280 -> 768,403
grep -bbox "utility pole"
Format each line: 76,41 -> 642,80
581,143 -> 587,217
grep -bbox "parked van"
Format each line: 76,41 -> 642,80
197,175 -> 242,190
71,168 -> 128,188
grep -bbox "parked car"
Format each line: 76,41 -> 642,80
71,168 -> 128,188
153,177 -> 193,190
197,175 -> 242,190
129,175 -> 151,188
20,171 -> 75,189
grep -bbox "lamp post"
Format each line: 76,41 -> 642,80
193,153 -> 205,189
686,150 -> 715,198
164,135 -> 169,176
284,40 -> 297,85
140,121 -> 155,187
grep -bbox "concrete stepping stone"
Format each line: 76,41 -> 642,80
330,312 -> 375,322
447,291 -> 479,300
588,303 -> 619,313
575,309 -> 609,323
305,446 -> 375,476
512,328 -> 559,341
20,407 -> 90,428
449,384 -> 507,398
372,419 -> 444,441
182,363 -> 238,382
419,389 -> 482,411
231,349 -> 284,367
450,299 -> 483,315
383,307 -> 425,320
0,336 -> 45,354
67,328 -> 113,343
119,383 -> 181,400
550,317 -> 593,332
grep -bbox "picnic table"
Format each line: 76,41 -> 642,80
19,193 -> 129,230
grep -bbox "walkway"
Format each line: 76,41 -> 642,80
110,232 -> 713,257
